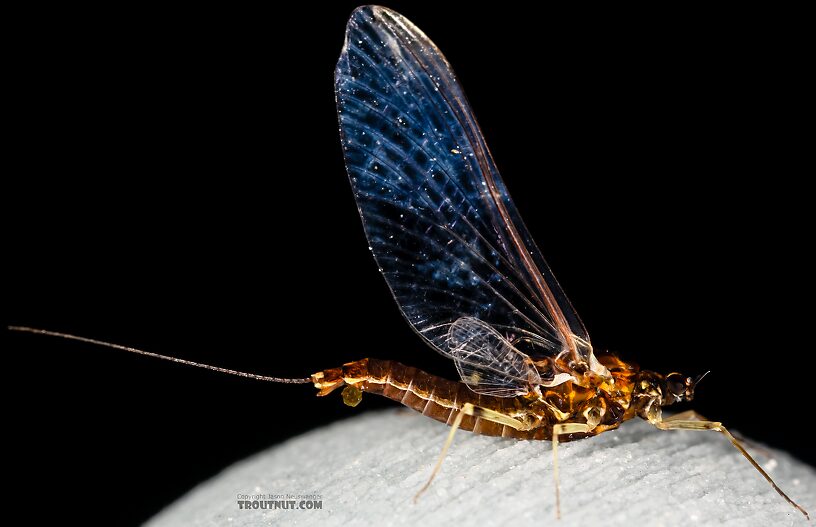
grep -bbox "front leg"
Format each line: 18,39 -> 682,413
654,410 -> 808,519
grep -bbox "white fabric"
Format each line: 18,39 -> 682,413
146,409 -> 814,527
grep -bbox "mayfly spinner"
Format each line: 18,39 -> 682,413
10,5 -> 808,520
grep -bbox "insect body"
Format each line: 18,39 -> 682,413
9,5 -> 808,520
329,6 -> 807,517
314,353 -> 657,442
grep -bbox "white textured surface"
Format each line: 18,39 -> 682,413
145,409 -> 814,527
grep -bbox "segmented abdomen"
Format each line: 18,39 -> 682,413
316,358 -> 555,440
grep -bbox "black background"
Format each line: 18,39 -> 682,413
5,3 -> 811,526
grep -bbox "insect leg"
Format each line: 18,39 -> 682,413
663,410 -> 774,458
413,402 -> 529,503
654,414 -> 809,519
552,423 -> 592,520
661,409 -> 708,421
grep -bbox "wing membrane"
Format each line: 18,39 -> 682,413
336,6 -> 603,386
448,317 -> 541,397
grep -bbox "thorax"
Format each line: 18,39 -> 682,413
521,352 -> 641,439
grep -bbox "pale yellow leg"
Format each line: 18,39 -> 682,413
665,410 -> 774,459
655,413 -> 809,520
413,402 -> 530,503
663,409 -> 708,421
552,423 -> 591,520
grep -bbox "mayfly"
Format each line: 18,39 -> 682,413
9,5 -> 808,520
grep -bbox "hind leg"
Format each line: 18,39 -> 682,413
414,402 -> 531,502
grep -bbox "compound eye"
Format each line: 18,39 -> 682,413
666,373 -> 686,397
